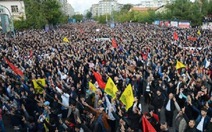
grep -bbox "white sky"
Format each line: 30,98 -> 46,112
67,0 -> 139,14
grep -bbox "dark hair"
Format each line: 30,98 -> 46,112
148,105 -> 154,112
201,107 -> 208,112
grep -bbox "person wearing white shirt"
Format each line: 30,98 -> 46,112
195,107 -> 210,132
60,91 -> 70,118
164,93 -> 175,127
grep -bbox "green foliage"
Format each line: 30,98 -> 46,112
95,15 -> 110,24
164,0 -> 211,26
95,0 -> 212,26
120,4 -> 133,12
14,19 -> 28,30
72,14 -> 83,22
14,0 -> 67,30
86,11 -> 92,19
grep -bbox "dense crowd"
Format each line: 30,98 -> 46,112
0,22 -> 211,132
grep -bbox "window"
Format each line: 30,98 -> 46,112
11,5 -> 18,13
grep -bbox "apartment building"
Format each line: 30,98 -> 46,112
91,0 -> 123,17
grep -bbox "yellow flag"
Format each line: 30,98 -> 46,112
197,30 -> 201,35
176,61 -> 186,70
44,118 -> 49,132
89,82 -> 97,92
105,77 -> 118,99
32,79 -> 46,94
119,84 -> 134,111
63,37 -> 69,42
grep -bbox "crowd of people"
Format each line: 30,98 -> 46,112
0,22 -> 211,132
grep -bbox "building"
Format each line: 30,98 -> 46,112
130,0 -> 174,13
0,0 -> 26,20
58,0 -> 67,14
137,0 -> 174,8
66,3 -> 74,17
58,0 -> 75,16
91,0 -> 123,17
91,4 -> 98,17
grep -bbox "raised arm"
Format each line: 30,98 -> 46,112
81,100 -> 98,115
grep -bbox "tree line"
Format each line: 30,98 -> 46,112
14,0 -> 68,30
93,0 -> 212,26
14,0 -> 212,29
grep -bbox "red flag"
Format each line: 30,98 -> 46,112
173,32 -> 178,41
142,116 -> 156,132
4,58 -> 24,77
187,36 -> 197,41
141,53 -> 148,61
92,71 -> 106,89
112,38 -> 118,48
152,113 -> 159,122
29,50 -> 33,59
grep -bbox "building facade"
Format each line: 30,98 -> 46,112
91,4 -> 98,17
91,0 -> 123,17
0,0 -> 26,20
66,3 -> 74,17
58,0 -> 68,14
58,0 -> 75,16
137,0 -> 174,8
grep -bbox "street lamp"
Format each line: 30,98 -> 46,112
110,2 -> 115,28
0,4 -> 15,38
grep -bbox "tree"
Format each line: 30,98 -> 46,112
42,0 -> 64,25
86,11 -> 92,19
14,0 -> 67,30
121,4 -> 133,12
72,14 -> 83,22
95,0 -> 211,26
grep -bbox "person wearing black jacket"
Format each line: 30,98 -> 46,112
164,93 -> 175,127
152,90 -> 164,116
182,107 -> 197,132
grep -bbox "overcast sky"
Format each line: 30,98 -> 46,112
67,0 -> 139,14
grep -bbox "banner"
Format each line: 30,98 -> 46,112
159,21 -> 164,26
93,71 -> 106,89
176,61 -> 186,70
112,38 -> 118,48
197,30 -> 201,35
142,116 -> 157,132
187,36 -> 197,41
154,20 -> 160,25
170,21 -> 178,27
89,82 -> 97,92
4,58 -> 24,77
119,84 -> 134,111
164,21 -> 170,27
173,32 -> 179,41
32,79 -> 46,93
105,77 -> 118,99
178,21 -> 190,28
63,37 -> 69,43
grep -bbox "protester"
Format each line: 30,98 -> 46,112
0,22 -> 211,132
